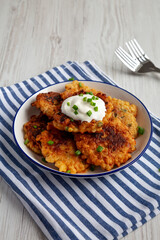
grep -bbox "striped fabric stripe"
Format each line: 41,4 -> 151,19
0,61 -> 160,240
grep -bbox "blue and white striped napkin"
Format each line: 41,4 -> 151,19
1,61 -> 160,240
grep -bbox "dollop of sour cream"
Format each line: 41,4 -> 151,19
61,94 -> 106,122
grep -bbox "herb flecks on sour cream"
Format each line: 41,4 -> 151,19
61,94 -> 106,122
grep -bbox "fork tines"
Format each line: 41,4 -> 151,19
115,46 -> 138,71
125,39 -> 147,62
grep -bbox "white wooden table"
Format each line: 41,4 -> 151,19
0,0 -> 160,239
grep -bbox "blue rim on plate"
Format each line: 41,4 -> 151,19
13,80 -> 153,178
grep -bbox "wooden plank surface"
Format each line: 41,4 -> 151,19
0,0 -> 160,239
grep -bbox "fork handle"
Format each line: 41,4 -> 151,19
150,66 -> 160,73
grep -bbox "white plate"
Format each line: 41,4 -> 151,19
13,81 -> 153,178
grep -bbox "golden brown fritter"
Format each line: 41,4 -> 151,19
109,97 -> 138,117
74,118 -> 136,171
114,111 -> 138,138
61,80 -> 103,100
36,123 -> 89,174
31,92 -> 62,119
109,97 -> 138,138
32,81 -> 114,133
23,114 -> 49,154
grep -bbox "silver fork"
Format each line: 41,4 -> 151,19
115,39 -> 160,73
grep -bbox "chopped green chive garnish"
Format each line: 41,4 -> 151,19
83,97 -> 87,101
79,93 -> 83,96
72,105 -> 78,110
87,110 -> 92,117
24,139 -> 29,145
66,170 -> 71,173
92,96 -> 96,100
33,125 -> 37,129
90,101 -> 96,106
70,118 -> 74,122
87,98 -> 92,102
138,126 -> 145,135
97,122 -> 103,127
90,164 -> 95,171
74,110 -> 78,115
75,150 -> 81,155
79,82 -> 82,87
65,126 -> 69,131
97,145 -> 103,152
86,91 -> 93,95
95,97 -> 99,100
67,102 -> 70,106
42,157 -> 47,163
94,106 -> 98,112
47,140 -> 54,145
68,77 -> 74,81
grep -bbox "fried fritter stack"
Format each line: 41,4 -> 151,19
23,81 -> 138,174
